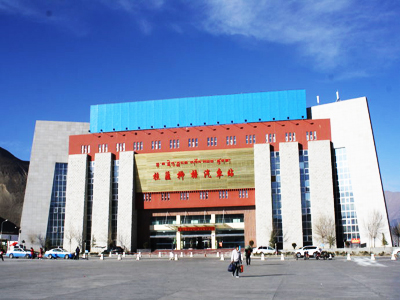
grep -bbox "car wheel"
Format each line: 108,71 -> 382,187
9,254 -> 14,259
313,252 -> 318,258
64,255 -> 68,259
296,253 -> 301,258
25,254 -> 30,259
48,254 -> 53,259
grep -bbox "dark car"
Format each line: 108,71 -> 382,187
102,246 -> 124,255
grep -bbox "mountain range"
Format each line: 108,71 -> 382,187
0,147 -> 29,227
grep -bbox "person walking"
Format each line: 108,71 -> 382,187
39,248 -> 43,260
75,246 -> 80,260
245,244 -> 253,265
230,245 -> 242,278
30,247 -> 35,259
0,248 -> 4,261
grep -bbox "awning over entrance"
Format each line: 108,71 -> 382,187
165,223 -> 239,231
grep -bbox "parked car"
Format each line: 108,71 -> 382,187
295,246 -> 321,258
102,246 -> 124,255
392,248 -> 400,256
254,246 -> 277,254
5,248 -> 32,259
45,248 -> 74,259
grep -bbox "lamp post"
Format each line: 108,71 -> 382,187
1,219 -> 8,240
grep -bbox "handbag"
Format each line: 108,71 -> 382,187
240,265 -> 244,273
228,263 -> 236,272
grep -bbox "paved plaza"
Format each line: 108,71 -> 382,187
0,255 -> 399,299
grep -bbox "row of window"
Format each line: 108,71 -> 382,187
134,141 -> 143,151
306,131 -> 317,141
226,136 -> 236,145
82,132 -> 318,154
116,143 -> 125,152
219,190 -> 229,199
98,144 -> 108,153
285,132 -> 296,142
151,140 -> 162,150
246,135 -> 256,144
188,138 -> 198,148
170,139 -> 180,149
161,193 -> 170,201
81,145 -> 90,154
207,137 -> 217,147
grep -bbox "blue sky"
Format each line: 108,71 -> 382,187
0,0 -> 399,191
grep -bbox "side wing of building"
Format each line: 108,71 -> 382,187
20,121 -> 89,248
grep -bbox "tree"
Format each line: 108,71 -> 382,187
364,210 -> 384,248
36,234 -> 45,248
63,230 -> 74,252
382,233 -> 388,250
314,215 -> 336,248
118,234 -> 130,252
391,222 -> 400,247
269,227 -> 279,248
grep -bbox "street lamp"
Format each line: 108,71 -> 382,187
1,219 -> 8,240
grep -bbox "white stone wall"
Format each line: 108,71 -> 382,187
117,151 -> 136,252
254,144 -> 272,247
91,152 -> 112,251
308,140 -> 336,246
311,98 -> 392,246
280,142 -> 303,249
63,154 -> 88,252
20,121 -> 89,248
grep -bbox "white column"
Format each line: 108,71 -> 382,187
91,152 -> 112,252
308,140 -> 336,246
176,215 -> 181,250
63,154 -> 88,252
254,144 -> 272,247
211,214 -> 216,249
117,151 -> 136,252
280,142 -> 303,249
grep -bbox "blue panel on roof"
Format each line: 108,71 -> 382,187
89,90 -> 307,133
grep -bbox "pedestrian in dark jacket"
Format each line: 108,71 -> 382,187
0,248 -> 4,261
245,245 -> 253,265
75,246 -> 80,260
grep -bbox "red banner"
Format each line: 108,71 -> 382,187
178,226 -> 215,232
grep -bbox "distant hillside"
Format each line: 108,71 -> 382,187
385,191 -> 400,226
0,147 -> 29,227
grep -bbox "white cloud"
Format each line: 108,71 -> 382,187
195,0 -> 400,76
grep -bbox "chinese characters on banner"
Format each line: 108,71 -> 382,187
152,158 -> 235,181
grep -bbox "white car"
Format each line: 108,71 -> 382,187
392,248 -> 400,256
45,248 -> 74,259
6,248 -> 32,259
255,246 -> 277,254
295,246 -> 321,258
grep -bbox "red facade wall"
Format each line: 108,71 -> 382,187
137,189 -> 255,210
69,119 -> 331,160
